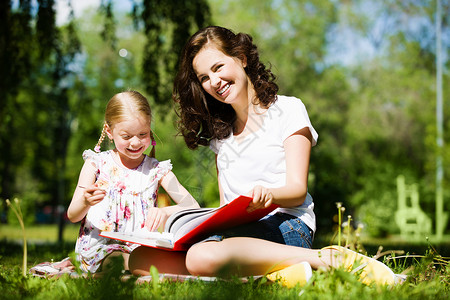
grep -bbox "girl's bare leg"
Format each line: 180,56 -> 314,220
185,237 -> 334,277
128,246 -> 189,276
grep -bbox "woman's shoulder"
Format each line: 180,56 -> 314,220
268,95 -> 307,117
272,95 -> 306,109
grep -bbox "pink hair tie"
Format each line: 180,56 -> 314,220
151,140 -> 156,146
94,145 -> 101,153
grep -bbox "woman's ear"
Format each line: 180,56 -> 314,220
241,55 -> 247,68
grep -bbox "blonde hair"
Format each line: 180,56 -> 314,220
95,90 -> 156,157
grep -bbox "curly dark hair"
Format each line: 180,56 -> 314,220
173,26 -> 278,149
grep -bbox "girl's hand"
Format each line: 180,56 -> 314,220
247,185 -> 274,212
145,207 -> 169,232
83,184 -> 106,207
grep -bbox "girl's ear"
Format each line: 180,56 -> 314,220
105,124 -> 113,140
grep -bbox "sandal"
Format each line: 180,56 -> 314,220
29,257 -> 76,278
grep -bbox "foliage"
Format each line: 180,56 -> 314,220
209,0 -> 450,236
0,0 -> 213,242
131,0 -> 211,108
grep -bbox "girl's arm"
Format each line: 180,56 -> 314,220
160,171 -> 200,213
67,160 -> 106,223
145,171 -> 200,231
247,127 -> 312,211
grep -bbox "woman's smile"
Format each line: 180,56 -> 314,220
217,82 -> 231,96
193,45 -> 248,105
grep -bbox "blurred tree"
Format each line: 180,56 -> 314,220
209,0 -> 353,232
0,1 -> 34,210
1,0 -> 448,241
208,0 -> 449,237
0,1 -> 81,241
128,0 -> 211,109
0,0 -> 212,241
341,0 -> 450,237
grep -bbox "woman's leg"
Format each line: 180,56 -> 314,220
185,237 -> 333,277
128,246 -> 189,276
129,239 -> 395,285
186,238 -> 396,285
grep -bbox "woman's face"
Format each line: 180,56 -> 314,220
193,45 -> 249,105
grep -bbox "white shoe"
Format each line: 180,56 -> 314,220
324,246 -> 396,285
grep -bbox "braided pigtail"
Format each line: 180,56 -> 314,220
94,122 -> 108,153
149,130 -> 156,158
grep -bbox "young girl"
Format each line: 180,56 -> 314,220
67,90 -> 199,274
129,26 -> 397,286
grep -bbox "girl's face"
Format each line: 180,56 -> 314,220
106,115 -> 151,164
193,45 -> 249,105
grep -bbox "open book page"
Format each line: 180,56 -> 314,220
100,230 -> 175,248
100,195 -> 278,251
172,210 -> 219,241
165,207 -> 220,236
99,207 -> 221,250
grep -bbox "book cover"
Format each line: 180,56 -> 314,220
100,195 -> 278,251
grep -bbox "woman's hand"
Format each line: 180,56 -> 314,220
145,207 -> 169,232
247,185 -> 274,212
82,184 -> 106,207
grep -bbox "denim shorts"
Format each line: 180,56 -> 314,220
202,212 -> 313,248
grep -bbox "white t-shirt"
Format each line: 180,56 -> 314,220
210,95 -> 318,232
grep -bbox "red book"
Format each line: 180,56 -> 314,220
100,195 -> 278,251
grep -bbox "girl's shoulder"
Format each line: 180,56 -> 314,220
142,157 -> 173,173
82,149 -> 113,162
82,149 -> 116,171
82,149 -> 103,161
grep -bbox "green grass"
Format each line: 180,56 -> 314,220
0,224 -> 80,243
0,225 -> 449,299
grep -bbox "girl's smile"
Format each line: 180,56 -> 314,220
106,116 -> 152,169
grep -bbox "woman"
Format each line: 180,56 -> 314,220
129,26 -> 396,286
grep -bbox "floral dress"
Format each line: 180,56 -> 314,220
74,149 -> 172,273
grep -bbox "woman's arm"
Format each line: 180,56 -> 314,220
216,155 -> 226,207
248,127 -> 312,211
67,160 -> 106,223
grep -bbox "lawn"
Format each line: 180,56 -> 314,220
0,224 -> 449,299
